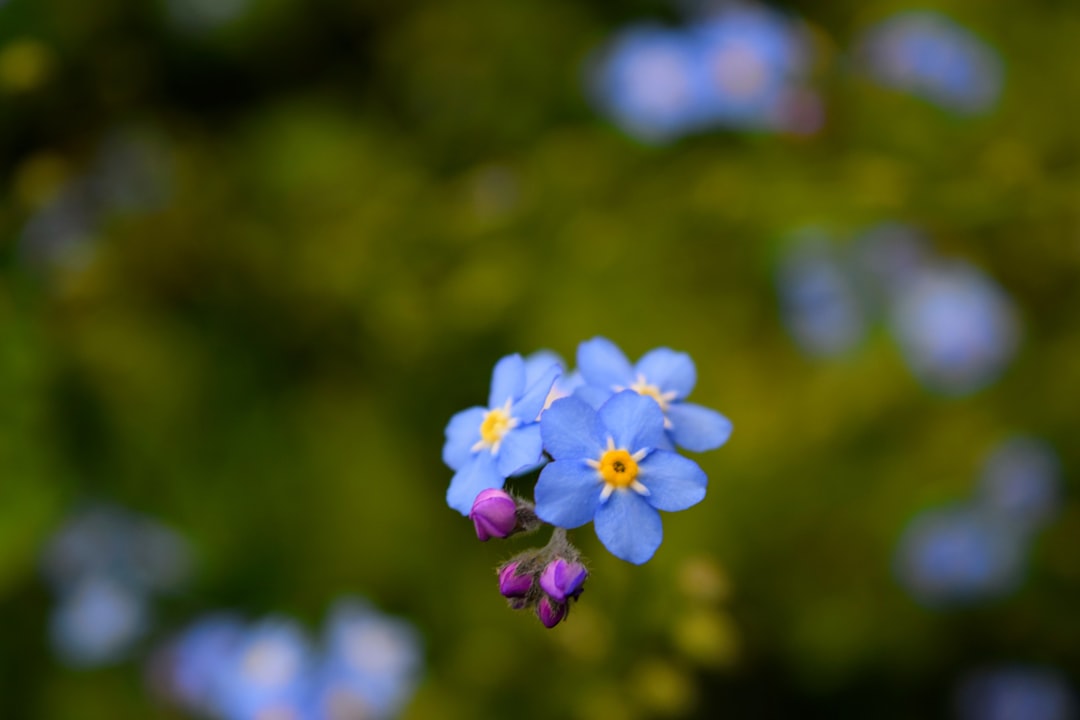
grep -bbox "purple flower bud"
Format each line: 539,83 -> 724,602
539,558 -> 587,603
469,489 -> 518,541
536,596 -> 567,629
498,562 -> 533,599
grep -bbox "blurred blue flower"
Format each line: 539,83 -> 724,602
955,666 -> 1076,720
977,437 -> 1062,533
850,222 -> 930,304
534,391 -> 708,564
50,576 -> 150,667
443,353 -> 560,514
309,599 -> 422,719
889,261 -> 1020,396
574,337 -> 732,452
587,24 -> 704,143
587,6 -> 822,142
859,11 -> 1004,115
161,614 -> 247,716
214,618 -> 312,720
777,233 -> 868,358
895,505 -> 1024,607
688,5 -> 820,133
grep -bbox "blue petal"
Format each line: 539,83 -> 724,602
572,384 -> 614,410
594,490 -> 663,564
535,459 -> 603,528
635,348 -> 697,399
541,396 -> 606,461
638,450 -> 707,511
599,391 -> 667,451
667,402 -> 733,452
524,351 -> 565,386
512,364 -> 561,422
577,337 -> 634,391
497,423 -> 544,477
442,407 -> 484,471
446,453 -> 503,515
488,354 -> 525,409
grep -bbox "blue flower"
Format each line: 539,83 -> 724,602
213,618 -> 312,720
443,353 -> 560,514
49,576 -> 149,668
894,505 -> 1024,607
534,391 -> 708,564
688,6 -> 814,131
309,598 -> 423,719
573,337 -> 732,452
163,614 -> 247,717
955,666 -> 1076,720
889,261 -> 1019,396
587,24 -> 703,143
859,11 -> 1003,115
977,437 -> 1062,533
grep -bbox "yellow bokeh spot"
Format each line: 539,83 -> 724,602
598,448 -> 639,488
479,407 -> 512,445
0,39 -> 54,93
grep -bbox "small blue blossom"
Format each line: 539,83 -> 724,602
443,353 -> 560,514
688,5 -> 818,133
310,599 -> 423,720
777,232 -> 868,358
859,11 -> 1003,115
955,666 -> 1077,720
587,24 -> 704,143
162,614 -> 247,717
534,391 -> 708,564
573,337 -> 732,453
977,437 -> 1062,533
889,261 -> 1020,396
50,576 -> 149,668
213,618 -> 312,720
895,505 -> 1024,607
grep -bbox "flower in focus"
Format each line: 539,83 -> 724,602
889,261 -> 1020,396
574,337 -> 732,452
443,353 -> 560,514
469,488 -> 519,541
535,391 -> 708,564
539,558 -> 587,603
858,11 -> 1003,115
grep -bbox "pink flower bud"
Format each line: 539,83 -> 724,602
539,558 -> 587,603
497,562 -> 533,599
536,596 -> 567,629
469,489 -> 518,541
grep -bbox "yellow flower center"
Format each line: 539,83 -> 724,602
480,407 -> 513,446
598,448 -> 640,488
630,378 -> 673,412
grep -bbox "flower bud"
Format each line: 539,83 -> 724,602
539,558 -> 587,603
469,489 -> 518,541
497,562 -> 533,599
536,596 -> 567,629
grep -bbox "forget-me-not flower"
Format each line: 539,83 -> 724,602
213,618 -> 312,720
955,666 -> 1077,720
443,354 -> 560,514
573,337 -> 732,452
534,391 -> 708,564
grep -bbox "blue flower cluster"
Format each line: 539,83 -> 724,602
41,503 -> 192,667
158,598 -> 422,720
777,223 -> 1020,396
895,437 -> 1062,608
586,4 -> 822,143
857,11 -> 1003,116
443,338 -> 731,626
585,4 -> 1005,144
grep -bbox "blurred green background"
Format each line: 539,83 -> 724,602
2,0 -> 1079,717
